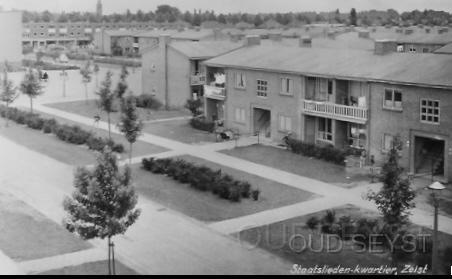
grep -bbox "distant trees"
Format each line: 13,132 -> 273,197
350,8 -> 358,25
1,69 -> 19,127
20,68 -> 44,113
118,95 -> 143,163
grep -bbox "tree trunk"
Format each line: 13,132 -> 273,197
5,102 -> 9,127
84,83 -> 88,104
129,142 -> 133,164
107,237 -> 111,275
107,113 -> 111,141
30,97 -> 33,114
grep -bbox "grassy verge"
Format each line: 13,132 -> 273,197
38,260 -> 139,275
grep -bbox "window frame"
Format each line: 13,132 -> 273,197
280,77 -> 294,96
256,79 -> 268,98
420,98 -> 440,125
382,133 -> 394,152
383,88 -> 403,111
316,117 -> 333,144
234,107 -> 246,124
234,72 -> 246,89
278,114 -> 292,132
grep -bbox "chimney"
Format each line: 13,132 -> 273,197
268,32 -> 282,41
299,36 -> 312,48
243,35 -> 261,47
358,30 -> 370,38
374,39 -> 397,55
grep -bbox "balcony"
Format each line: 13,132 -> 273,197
190,73 -> 206,86
302,100 -> 368,124
204,85 -> 226,100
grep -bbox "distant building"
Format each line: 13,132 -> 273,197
0,11 -> 22,67
96,0 -> 103,19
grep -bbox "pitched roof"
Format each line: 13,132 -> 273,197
136,28 -> 214,40
170,41 -> 242,59
204,45 -> 452,88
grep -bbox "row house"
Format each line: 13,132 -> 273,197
141,35 -> 241,109
203,36 -> 452,183
0,11 -> 22,68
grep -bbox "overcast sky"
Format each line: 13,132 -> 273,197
0,0 -> 450,14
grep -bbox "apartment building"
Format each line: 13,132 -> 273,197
203,36 -> 452,182
141,35 -> 241,109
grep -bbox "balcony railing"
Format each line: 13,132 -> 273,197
204,85 -> 226,100
190,73 -> 206,85
302,100 -> 368,123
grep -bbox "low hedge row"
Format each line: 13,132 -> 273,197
22,59 -> 79,71
93,56 -> 141,67
286,138 -> 350,165
142,157 -> 260,202
189,116 -> 215,133
0,106 -> 124,153
133,94 -> 163,110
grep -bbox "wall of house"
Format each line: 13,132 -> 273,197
138,37 -> 159,53
224,68 -> 303,141
368,82 -> 452,181
0,12 -> 22,64
167,47 -> 191,109
141,46 -> 163,101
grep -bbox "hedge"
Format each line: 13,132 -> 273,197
93,56 -> 141,67
0,105 -> 124,153
286,137 -> 352,165
189,116 -> 215,133
142,157 -> 260,202
133,94 -> 163,110
22,59 -> 79,71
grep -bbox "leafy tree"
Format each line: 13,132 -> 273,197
1,69 -> 19,127
367,136 -> 416,228
115,65 -> 129,99
97,71 -> 115,140
80,61 -> 92,103
93,63 -> 100,88
253,14 -> 263,27
350,8 -> 358,25
118,95 -> 143,163
217,14 -> 227,24
184,99 -> 202,117
20,68 -> 44,113
63,147 -> 141,275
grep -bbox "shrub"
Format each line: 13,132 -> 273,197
25,114 -> 44,130
42,119 -> 57,134
189,116 -> 215,133
321,210 -> 337,234
306,216 -> 320,231
337,215 -> 355,240
135,94 -> 163,110
238,181 -> 251,198
228,185 -> 242,202
354,218 -> 380,248
185,99 -> 203,116
286,138 -> 347,165
251,189 -> 260,201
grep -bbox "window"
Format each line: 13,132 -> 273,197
409,45 -> 417,53
383,89 -> 402,110
348,123 -> 366,149
420,99 -> 440,124
235,72 -> 246,89
234,108 -> 246,123
257,80 -> 268,97
279,115 -> 292,132
317,118 -> 333,143
383,134 -> 394,151
422,48 -> 429,53
280,78 -> 293,95
327,80 -> 334,95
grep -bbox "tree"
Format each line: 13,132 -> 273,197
253,14 -> 263,27
1,69 -> 19,127
350,8 -> 358,26
20,68 -> 44,113
80,61 -> 92,103
93,63 -> 100,88
97,71 -> 115,140
118,95 -> 143,163
63,147 -> 141,275
367,136 -> 416,228
115,65 -> 129,100
184,99 -> 202,117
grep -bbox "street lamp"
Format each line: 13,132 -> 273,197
60,70 -> 68,98
427,181 -> 446,275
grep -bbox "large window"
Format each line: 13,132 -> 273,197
257,79 -> 268,97
420,99 -> 440,124
234,72 -> 246,89
280,78 -> 293,95
348,123 -> 366,149
383,89 -> 402,110
317,118 -> 333,143
279,115 -> 292,132
382,134 -> 394,151
234,107 -> 246,123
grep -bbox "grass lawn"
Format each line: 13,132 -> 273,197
45,99 -> 190,123
0,122 -> 97,166
235,204 -> 452,275
0,191 -> 91,261
132,155 -> 318,222
39,260 -> 139,275
26,109 -> 169,159
142,119 -> 216,144
221,144 -> 369,187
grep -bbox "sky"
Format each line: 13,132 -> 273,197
0,0 -> 450,14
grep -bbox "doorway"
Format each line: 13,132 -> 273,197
253,108 -> 271,138
414,136 -> 445,179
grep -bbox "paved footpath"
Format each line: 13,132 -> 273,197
0,135 -> 292,274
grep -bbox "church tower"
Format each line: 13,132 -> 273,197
96,0 -> 103,19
